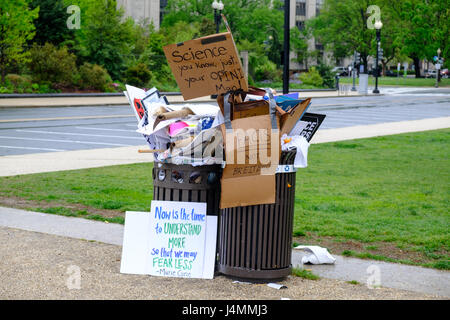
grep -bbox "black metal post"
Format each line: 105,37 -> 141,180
373,29 -> 381,94
283,0 -> 290,94
214,9 -> 219,33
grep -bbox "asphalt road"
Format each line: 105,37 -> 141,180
0,87 -> 449,156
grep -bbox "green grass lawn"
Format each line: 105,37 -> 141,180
338,76 -> 450,87
0,129 -> 448,269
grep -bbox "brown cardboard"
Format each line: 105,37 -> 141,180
163,32 -> 248,100
232,100 -> 269,120
220,114 -> 278,209
280,98 -> 311,136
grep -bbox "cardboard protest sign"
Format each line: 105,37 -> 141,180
220,114 -> 279,209
163,32 -> 248,100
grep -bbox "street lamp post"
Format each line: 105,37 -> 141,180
435,48 -> 441,88
283,0 -> 290,94
212,0 -> 224,33
373,20 -> 382,94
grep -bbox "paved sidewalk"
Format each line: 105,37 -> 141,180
0,90 -> 361,108
0,207 -> 446,299
0,117 -> 449,177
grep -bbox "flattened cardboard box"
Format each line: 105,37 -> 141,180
163,32 -> 248,100
220,114 -> 279,209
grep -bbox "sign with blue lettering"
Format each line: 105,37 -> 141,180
148,200 -> 208,279
120,201 -> 217,279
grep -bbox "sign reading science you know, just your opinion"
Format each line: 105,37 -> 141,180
163,31 -> 248,100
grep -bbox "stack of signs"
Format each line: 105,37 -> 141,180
120,201 -> 217,279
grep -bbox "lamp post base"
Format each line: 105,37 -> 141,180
373,89 -> 380,94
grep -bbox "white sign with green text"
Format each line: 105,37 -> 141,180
120,201 -> 217,279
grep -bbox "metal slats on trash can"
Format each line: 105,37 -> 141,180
218,150 -> 297,279
152,163 -> 222,216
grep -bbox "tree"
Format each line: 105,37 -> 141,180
28,43 -> 77,87
386,0 -> 449,77
161,0 -> 284,66
290,27 -> 310,69
29,0 -> 71,46
69,0 -> 135,79
0,0 -> 39,83
308,0 -> 379,73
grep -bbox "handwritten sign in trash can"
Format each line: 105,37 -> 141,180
163,32 -> 248,100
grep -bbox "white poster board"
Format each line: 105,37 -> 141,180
120,201 -> 217,279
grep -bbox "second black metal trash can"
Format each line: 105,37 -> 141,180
218,150 -> 297,280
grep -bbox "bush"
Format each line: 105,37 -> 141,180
254,59 -> 282,82
0,74 -> 58,93
125,63 -> 152,87
4,74 -> 32,93
28,43 -> 77,88
316,64 -> 336,88
79,63 -> 112,91
299,67 -> 324,87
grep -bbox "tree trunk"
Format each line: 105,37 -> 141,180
413,56 -> 421,78
362,55 -> 368,73
0,52 -> 5,84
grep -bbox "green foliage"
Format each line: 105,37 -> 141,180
0,0 -> 39,82
290,27 -> 309,68
29,0 -> 71,46
125,63 -> 152,88
308,0 -> 376,72
237,39 -> 281,82
69,0 -> 134,79
386,0 -> 449,76
78,63 -> 112,91
254,59 -> 281,82
308,0 -> 449,76
28,43 -> 77,88
162,0 -> 284,66
300,67 -> 324,87
291,267 -> 320,280
1,73 -> 57,93
138,27 -> 177,89
316,63 -> 336,88
4,74 -> 32,93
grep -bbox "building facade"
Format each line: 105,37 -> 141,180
117,0 -> 162,28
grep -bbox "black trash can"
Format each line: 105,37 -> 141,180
152,162 -> 222,216
218,150 -> 297,280
152,162 -> 223,269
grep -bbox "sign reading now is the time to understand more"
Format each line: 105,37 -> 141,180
149,200 -> 208,278
120,201 -> 217,279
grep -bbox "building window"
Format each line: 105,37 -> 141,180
296,0 -> 306,16
316,0 -> 324,16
